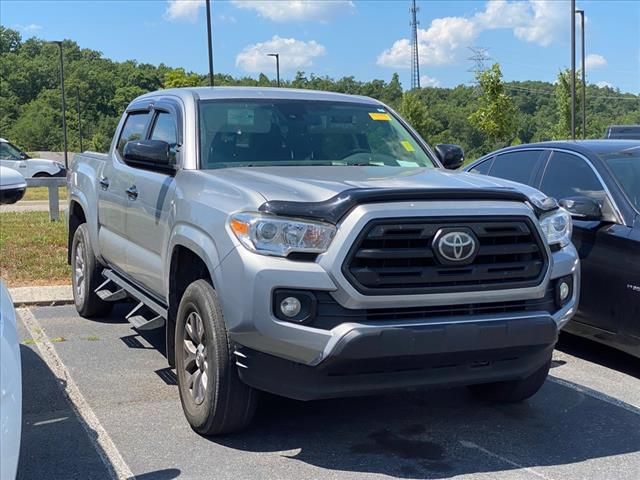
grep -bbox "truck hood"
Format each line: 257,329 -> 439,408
208,166 -> 548,204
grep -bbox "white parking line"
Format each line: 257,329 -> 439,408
548,376 -> 640,417
19,308 -> 136,480
460,440 -> 557,480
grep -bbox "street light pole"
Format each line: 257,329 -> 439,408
267,53 -> 280,87
576,9 -> 586,139
205,0 -> 214,86
76,86 -> 83,152
570,0 -> 576,140
52,41 -> 69,168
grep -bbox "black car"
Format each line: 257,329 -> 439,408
605,125 -> 640,140
465,140 -> 640,357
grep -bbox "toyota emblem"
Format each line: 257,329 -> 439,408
433,229 -> 478,264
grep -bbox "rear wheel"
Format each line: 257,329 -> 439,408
33,172 -> 51,178
71,224 -> 112,318
175,279 -> 257,435
468,358 -> 551,403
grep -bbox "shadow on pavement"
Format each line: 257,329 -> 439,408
557,332 -> 640,379
213,379 -> 640,479
17,345 -> 112,480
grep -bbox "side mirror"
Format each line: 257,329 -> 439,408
19,152 -> 29,160
435,144 -> 464,170
123,140 -> 173,171
559,196 -> 602,221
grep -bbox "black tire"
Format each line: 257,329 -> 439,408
468,358 -> 551,403
71,224 -> 112,318
175,279 -> 257,435
33,172 -> 51,178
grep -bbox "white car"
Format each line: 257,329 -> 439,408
0,166 -> 27,204
0,227 -> 22,479
0,138 -> 66,178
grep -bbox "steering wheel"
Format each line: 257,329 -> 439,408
339,149 -> 371,160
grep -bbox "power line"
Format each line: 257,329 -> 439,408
409,0 -> 420,90
505,84 -> 640,101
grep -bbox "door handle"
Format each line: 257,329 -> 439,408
99,176 -> 109,190
126,185 -> 138,200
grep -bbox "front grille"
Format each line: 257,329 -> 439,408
314,286 -> 556,330
342,216 -> 548,295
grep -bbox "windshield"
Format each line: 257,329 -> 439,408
198,100 -> 436,169
0,141 -> 25,160
603,150 -> 640,211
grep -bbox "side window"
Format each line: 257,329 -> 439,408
150,112 -> 178,165
469,157 -> 494,175
540,152 -> 605,203
0,143 -> 15,160
117,111 -> 151,158
488,150 -> 544,186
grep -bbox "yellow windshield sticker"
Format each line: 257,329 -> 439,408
400,140 -> 415,152
369,112 -> 390,121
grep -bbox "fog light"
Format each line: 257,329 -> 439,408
280,297 -> 302,318
559,282 -> 570,301
554,275 -> 573,309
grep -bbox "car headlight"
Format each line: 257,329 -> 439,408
55,162 -> 65,170
229,213 -> 336,257
539,208 -> 572,248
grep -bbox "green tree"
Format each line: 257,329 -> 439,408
398,92 -> 440,141
468,63 -> 518,148
163,68 -> 202,88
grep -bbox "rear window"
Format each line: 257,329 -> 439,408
117,111 -> 151,157
198,100 -> 436,169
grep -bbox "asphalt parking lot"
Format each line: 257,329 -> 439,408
16,304 -> 640,480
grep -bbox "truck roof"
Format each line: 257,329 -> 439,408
137,86 -> 382,106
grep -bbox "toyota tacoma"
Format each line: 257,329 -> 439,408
68,87 -> 580,434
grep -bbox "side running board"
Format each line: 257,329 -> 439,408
96,270 -> 167,331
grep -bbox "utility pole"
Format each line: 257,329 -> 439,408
409,0 -> 420,90
76,86 -> 83,152
570,0 -> 576,140
205,0 -> 214,86
51,41 -> 68,168
576,9 -> 586,139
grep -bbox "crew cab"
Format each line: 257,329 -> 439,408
68,87 -> 580,434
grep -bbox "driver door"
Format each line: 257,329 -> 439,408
0,143 -> 28,176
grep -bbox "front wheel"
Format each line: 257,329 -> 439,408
175,279 -> 257,435
468,358 -> 551,403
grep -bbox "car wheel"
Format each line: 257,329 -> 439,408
71,224 -> 112,318
468,358 -> 551,403
175,279 -> 257,435
33,172 -> 51,178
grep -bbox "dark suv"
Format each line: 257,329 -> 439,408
465,140 -> 640,357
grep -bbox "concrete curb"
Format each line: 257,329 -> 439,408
9,285 -> 74,307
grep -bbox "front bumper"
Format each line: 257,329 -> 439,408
236,316 -> 557,400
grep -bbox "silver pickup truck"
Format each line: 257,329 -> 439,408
68,87 -> 579,435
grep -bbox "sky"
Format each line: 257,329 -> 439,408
2,0 -> 639,93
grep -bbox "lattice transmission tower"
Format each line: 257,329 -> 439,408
467,47 -> 491,86
410,0 -> 420,90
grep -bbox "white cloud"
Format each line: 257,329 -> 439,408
420,75 -> 441,88
164,0 -> 204,23
596,80 -> 613,89
217,14 -> 237,24
378,0 -> 568,69
231,0 -> 354,22
585,53 -> 607,70
14,23 -> 42,33
235,36 -> 326,73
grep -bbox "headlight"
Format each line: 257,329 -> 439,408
229,213 -> 336,257
539,208 -> 572,248
55,162 -> 65,169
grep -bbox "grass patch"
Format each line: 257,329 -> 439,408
85,335 -> 99,341
0,211 -> 70,287
23,186 -> 68,202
